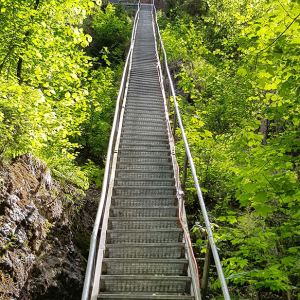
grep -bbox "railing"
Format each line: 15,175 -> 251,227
152,3 -> 231,300
81,2 -> 141,299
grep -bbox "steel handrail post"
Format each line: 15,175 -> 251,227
201,240 -> 213,299
172,112 -> 177,137
153,7 -> 231,300
181,151 -> 188,191
81,3 -> 141,299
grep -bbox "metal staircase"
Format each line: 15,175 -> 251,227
98,5 -> 194,298
82,3 -> 230,300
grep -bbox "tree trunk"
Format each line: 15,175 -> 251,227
16,0 -> 40,83
259,115 -> 269,146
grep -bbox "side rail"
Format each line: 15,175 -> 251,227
81,2 -> 141,300
152,4 -> 231,300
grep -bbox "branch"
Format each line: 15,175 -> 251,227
257,12 -> 300,55
276,0 -> 294,20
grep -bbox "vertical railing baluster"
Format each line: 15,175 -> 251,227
172,113 -> 177,137
181,151 -> 188,191
159,40 -> 162,59
165,82 -> 170,111
201,241 -> 213,300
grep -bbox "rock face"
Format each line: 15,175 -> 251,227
0,154 -> 91,300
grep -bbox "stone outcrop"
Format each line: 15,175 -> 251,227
0,154 -> 97,300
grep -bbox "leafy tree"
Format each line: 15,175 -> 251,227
159,0 -> 300,298
0,0 -> 129,190
85,3 -> 132,66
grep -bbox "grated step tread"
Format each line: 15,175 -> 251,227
98,295 -> 194,299
102,258 -> 188,275
100,275 -> 191,293
105,242 -> 186,260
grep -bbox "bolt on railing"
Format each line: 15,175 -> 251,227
152,3 -> 231,300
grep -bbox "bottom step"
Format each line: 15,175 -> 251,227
98,295 -> 194,299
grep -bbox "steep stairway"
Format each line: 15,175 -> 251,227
97,4 -> 195,299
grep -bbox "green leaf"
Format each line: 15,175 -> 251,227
237,68 -> 247,77
253,204 -> 273,218
281,256 -> 295,266
253,191 -> 268,204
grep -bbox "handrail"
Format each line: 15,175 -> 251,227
81,2 -> 141,299
152,5 -> 231,300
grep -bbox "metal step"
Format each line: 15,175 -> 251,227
119,144 -> 170,151
106,229 -> 183,243
119,140 -> 170,147
126,92 -> 162,98
100,275 -> 191,293
114,178 -> 174,187
118,156 -> 170,164
105,243 -> 185,259
102,258 -> 188,275
120,133 -> 169,140
128,85 -> 161,92
127,95 -> 161,100
125,106 -> 164,113
131,55 -> 156,60
122,128 -> 167,135
129,71 -> 158,76
122,120 -> 167,128
126,103 -> 163,110
98,294 -> 194,299
118,150 -> 170,156
128,74 -> 159,81
126,100 -> 162,106
129,71 -> 158,77
121,132 -> 168,139
124,112 -> 165,119
128,79 -> 160,86
123,117 -> 167,125
128,83 -> 160,89
123,120 -> 166,127
131,64 -> 157,69
123,113 -> 165,120
123,116 -> 165,122
122,117 -> 166,124
110,206 -> 178,217
113,187 -> 176,197
111,195 -> 177,207
127,89 -> 160,95
119,140 -> 170,150
122,129 -> 167,136
126,99 -> 163,106
109,217 -> 180,230
115,170 -> 173,179
126,102 -> 162,107
116,162 -> 173,171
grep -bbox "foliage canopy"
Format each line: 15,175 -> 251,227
160,0 -> 300,298
0,0 -> 132,190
